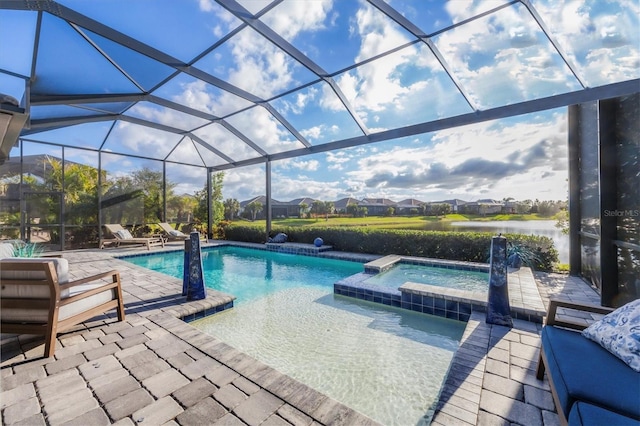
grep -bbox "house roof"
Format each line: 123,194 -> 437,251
333,197 -> 361,209
361,198 -> 396,206
396,198 -> 425,208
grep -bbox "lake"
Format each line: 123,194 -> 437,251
420,220 -> 569,263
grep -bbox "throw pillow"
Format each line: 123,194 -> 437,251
582,298 -> 640,372
116,229 -> 134,239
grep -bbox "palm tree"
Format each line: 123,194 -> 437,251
223,198 -> 240,220
311,200 -> 324,221
299,202 -> 308,218
323,201 -> 334,220
245,201 -> 263,221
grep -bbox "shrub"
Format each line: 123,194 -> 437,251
221,225 -> 559,271
11,241 -> 45,258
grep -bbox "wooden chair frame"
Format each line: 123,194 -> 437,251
0,260 -> 126,357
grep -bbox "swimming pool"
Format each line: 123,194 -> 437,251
364,262 -> 489,292
124,246 -> 465,425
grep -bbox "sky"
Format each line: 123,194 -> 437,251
222,107 -> 570,203
2,0 -> 638,203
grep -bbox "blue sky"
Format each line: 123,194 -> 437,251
2,0 -> 638,203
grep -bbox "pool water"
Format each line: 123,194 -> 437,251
365,263 -> 489,292
126,246 -> 362,302
124,247 -> 465,425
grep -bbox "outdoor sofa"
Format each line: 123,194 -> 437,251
536,298 -> 640,425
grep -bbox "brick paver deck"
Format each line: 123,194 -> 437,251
1,242 -> 602,425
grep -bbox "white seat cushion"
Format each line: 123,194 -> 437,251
0,257 -> 70,287
2,287 -> 117,323
1,258 -> 116,323
0,242 -> 15,259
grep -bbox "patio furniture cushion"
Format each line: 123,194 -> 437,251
581,299 -> 640,372
568,401 -> 640,426
2,286 -> 116,323
157,223 -> 189,240
115,229 -> 134,239
541,325 -> 640,420
0,242 -> 15,258
1,257 -> 70,285
0,258 -> 114,323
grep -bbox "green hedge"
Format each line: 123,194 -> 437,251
221,225 -> 559,271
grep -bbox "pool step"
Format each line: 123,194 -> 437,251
264,242 -> 333,255
363,255 -> 402,273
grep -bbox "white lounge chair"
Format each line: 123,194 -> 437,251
101,224 -> 165,250
157,222 -> 189,241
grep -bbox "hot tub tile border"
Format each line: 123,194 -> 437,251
334,264 -> 545,323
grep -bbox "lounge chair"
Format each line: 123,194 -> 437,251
0,258 -> 126,357
157,222 -> 189,241
101,224 -> 165,250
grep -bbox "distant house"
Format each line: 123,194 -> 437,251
503,200 -> 519,214
333,197 -> 361,214
286,197 -> 318,217
461,199 -> 503,215
239,196 -> 320,219
434,199 -> 467,213
239,196 -> 288,219
359,198 -> 396,216
395,198 -> 424,215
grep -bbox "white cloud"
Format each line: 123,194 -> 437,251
261,0 -> 333,41
342,111 -> 568,201
171,79 -> 251,118
271,174 -> 343,200
225,106 -> 303,154
326,151 -> 351,171
107,121 -> 181,159
126,103 -> 207,131
300,125 -> 322,141
221,165 -> 265,201
192,123 -> 259,161
277,158 -> 320,172
533,0 -> 640,86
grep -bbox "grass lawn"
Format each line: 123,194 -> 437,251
230,213 -> 554,231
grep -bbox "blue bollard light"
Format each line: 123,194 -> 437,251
182,239 -> 190,296
486,235 -> 513,327
186,231 -> 206,301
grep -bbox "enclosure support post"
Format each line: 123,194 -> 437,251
207,169 -> 212,240
266,160 -> 272,241
567,104 -> 581,276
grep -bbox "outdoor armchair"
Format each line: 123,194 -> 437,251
101,224 -> 165,250
0,258 -> 126,357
